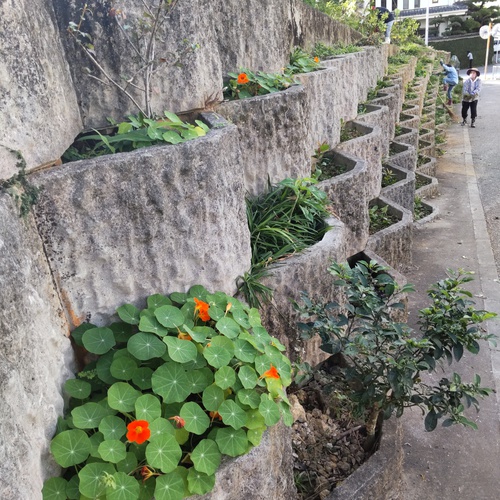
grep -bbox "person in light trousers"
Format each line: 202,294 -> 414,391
461,68 -> 481,128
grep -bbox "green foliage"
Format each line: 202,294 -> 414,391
311,42 -> 361,59
44,286 -> 292,500
0,148 -> 41,218
62,111 -> 209,162
413,196 -> 432,220
390,18 -> 421,46
286,47 -> 322,75
368,204 -> 398,233
312,143 -> 349,181
238,178 -> 331,307
381,167 -> 398,187
223,69 -> 297,101
295,262 -> 496,436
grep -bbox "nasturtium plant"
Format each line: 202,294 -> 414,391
44,286 -> 292,500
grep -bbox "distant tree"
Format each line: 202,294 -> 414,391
463,0 -> 500,27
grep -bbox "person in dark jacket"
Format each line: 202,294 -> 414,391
375,6 -> 395,44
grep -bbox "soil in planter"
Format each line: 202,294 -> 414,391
381,167 -> 398,187
340,126 -> 363,143
369,204 -> 399,234
416,174 -> 431,189
290,360 -> 372,500
315,156 -> 350,180
417,154 -> 431,168
414,197 -> 433,220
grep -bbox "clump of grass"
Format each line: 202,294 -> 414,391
238,178 -> 331,307
414,196 -> 432,220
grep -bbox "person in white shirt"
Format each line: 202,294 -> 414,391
467,50 -> 473,69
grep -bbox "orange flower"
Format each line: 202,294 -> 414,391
209,411 -> 223,422
259,364 -> 280,380
194,297 -> 210,322
168,415 -> 186,428
178,331 -> 192,341
314,56 -> 320,63
237,73 -> 249,84
126,420 -> 151,445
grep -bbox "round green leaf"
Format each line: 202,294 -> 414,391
237,389 -> 261,409
109,322 -> 135,343
106,471 -> 140,500
189,285 -> 209,299
218,400 -> 247,429
215,317 -> 240,339
259,396 -> 281,426
88,431 -> 105,458
107,382 -> 141,412
169,292 -> 188,305
203,344 -> 233,369
186,325 -> 215,343
78,462 -> 116,498
139,311 -> 169,337
279,400 -> 294,426
248,308 -> 263,327
237,365 -> 258,389
145,434 -> 182,473
117,304 -> 140,325
71,322 -> 96,346
64,378 -> 92,399
116,452 -> 138,474
42,477 -> 68,500
251,326 -> 272,347
202,384 -> 225,411
215,427 -> 248,457
130,367 -> 152,390
214,366 -> 236,390
110,356 -> 138,381
245,409 -> 266,429
247,427 -> 264,446
180,402 -> 210,435
152,363 -> 190,403
99,415 -> 126,441
82,327 -> 116,355
147,293 -> 172,309
190,439 -> 221,475
154,471 -> 185,500
149,417 -> 175,439
71,402 -> 109,430
96,352 -> 119,385
127,332 -> 166,360
187,469 -> 215,496
65,474 -> 80,499
135,394 -> 162,422
233,338 -> 257,362
155,305 -> 185,328
230,307 -> 251,329
186,367 -> 213,393
163,336 -> 198,363
98,439 -> 127,463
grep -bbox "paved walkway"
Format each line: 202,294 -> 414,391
400,69 -> 500,499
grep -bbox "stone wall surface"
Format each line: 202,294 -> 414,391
0,0 -> 81,178
0,194 -> 75,500
0,1 -> 429,498
31,124 -> 250,327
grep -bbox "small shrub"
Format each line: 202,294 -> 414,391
223,70 -> 296,100
286,47 -> 322,75
414,196 -> 433,220
296,262 -> 496,448
381,167 -> 398,187
312,143 -> 349,180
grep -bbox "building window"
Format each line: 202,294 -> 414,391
381,0 -> 387,8
414,0 -> 420,7
403,0 -> 409,9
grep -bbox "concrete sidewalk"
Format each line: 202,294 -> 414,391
400,71 -> 500,499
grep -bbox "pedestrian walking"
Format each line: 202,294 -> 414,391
374,6 -> 395,44
461,67 -> 481,128
467,50 -> 473,68
439,59 -> 459,105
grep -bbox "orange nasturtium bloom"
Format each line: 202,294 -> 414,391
178,331 -> 192,341
259,364 -> 280,380
169,415 -> 186,428
141,466 -> 155,483
237,72 -> 249,84
314,56 -> 320,63
126,420 -> 151,444
194,297 -> 210,322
